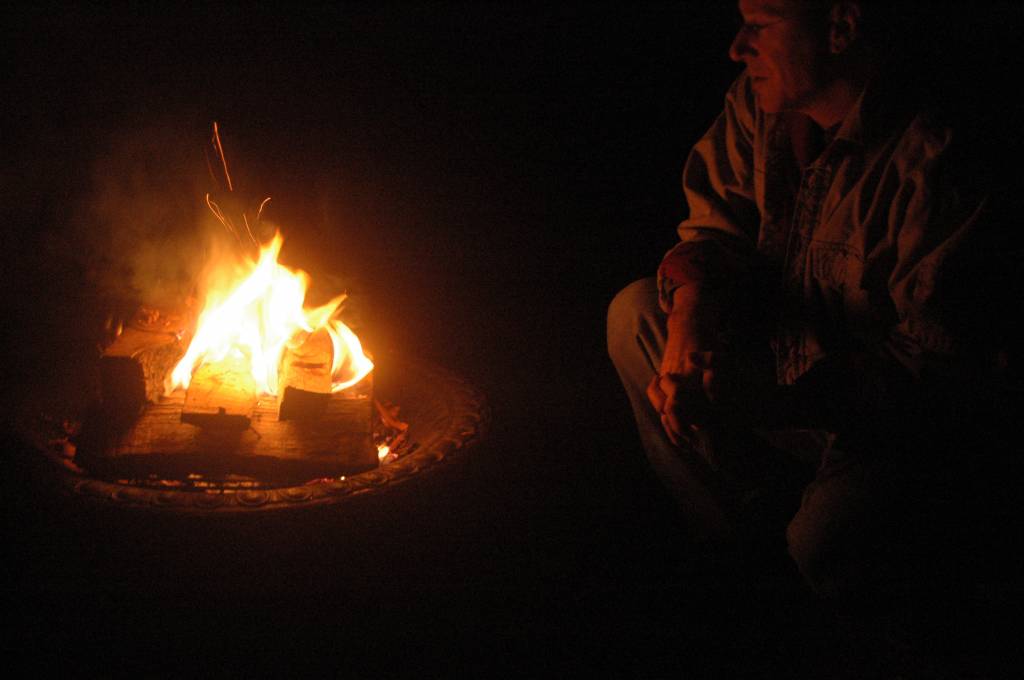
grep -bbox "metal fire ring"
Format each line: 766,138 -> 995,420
22,358 -> 489,513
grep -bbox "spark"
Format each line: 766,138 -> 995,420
211,121 -> 234,192
206,193 -> 242,246
257,197 -> 272,220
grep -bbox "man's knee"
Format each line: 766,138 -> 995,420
607,278 -> 659,365
785,459 -> 894,599
786,507 -> 843,598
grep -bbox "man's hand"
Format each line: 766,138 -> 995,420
647,368 -> 712,446
648,285 -> 719,444
649,346 -> 779,445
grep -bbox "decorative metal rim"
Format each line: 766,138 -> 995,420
28,358 -> 488,513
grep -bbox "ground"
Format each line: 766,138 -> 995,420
3,3 -> 1021,676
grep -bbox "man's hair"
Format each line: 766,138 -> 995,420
800,0 -> 905,51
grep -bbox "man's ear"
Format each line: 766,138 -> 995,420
829,2 -> 862,54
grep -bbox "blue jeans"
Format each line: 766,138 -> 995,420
605,278 -> 739,540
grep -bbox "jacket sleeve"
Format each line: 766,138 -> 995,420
658,73 -> 761,313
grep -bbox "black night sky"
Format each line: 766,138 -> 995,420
4,2 -> 1022,675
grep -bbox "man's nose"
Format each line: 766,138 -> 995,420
728,28 -> 753,62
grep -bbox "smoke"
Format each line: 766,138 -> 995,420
64,120 -> 268,312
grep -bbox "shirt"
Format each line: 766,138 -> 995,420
657,70 -> 995,436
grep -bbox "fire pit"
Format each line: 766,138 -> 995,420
16,125 -> 488,512
20,355 -> 488,513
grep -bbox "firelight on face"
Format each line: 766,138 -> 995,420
729,0 -> 830,114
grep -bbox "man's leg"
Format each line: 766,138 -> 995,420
606,278 -> 736,540
786,444 -> 965,603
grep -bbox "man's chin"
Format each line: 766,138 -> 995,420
751,78 -> 779,110
754,93 -> 783,114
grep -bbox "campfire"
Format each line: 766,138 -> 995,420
74,125 -> 406,487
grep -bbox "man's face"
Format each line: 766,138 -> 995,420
730,0 -> 830,114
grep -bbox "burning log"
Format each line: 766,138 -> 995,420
100,325 -> 185,422
180,354 -> 258,429
320,372 -> 373,434
79,313 -> 377,482
277,328 -> 333,420
77,377 -> 376,483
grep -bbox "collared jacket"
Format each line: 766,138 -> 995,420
658,70 -> 1004,439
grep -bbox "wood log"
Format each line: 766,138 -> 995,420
319,370 -> 374,434
180,354 -> 257,429
77,373 -> 376,483
277,329 -> 333,421
79,304 -> 378,482
100,326 -> 185,422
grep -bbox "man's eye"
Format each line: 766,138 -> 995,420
739,18 -> 784,35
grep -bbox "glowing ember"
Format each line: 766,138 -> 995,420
168,232 -> 373,396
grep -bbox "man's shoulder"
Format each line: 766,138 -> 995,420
893,101 -> 1004,198
864,60 -> 1009,190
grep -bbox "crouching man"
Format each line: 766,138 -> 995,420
608,0 -> 1014,605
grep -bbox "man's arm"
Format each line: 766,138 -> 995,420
726,121 -> 1000,441
797,139 -> 995,439
648,74 -> 761,440
647,282 -> 723,444
657,74 -> 761,315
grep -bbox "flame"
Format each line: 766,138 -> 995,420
169,232 -> 373,395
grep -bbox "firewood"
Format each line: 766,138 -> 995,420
100,326 -> 185,422
277,328 -> 333,420
320,371 -> 374,434
180,354 -> 257,429
77,374 -> 377,483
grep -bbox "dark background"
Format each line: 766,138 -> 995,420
4,2 -> 1021,675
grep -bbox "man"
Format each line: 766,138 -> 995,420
608,0 -> 1012,602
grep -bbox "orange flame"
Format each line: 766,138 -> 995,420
168,232 -> 373,395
